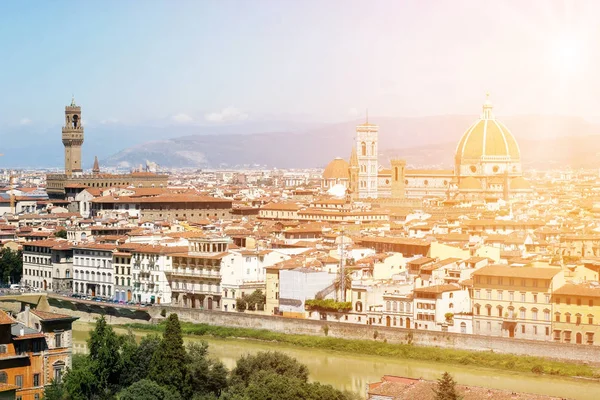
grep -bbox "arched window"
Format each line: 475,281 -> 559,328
0,371 -> 7,383
361,142 -> 367,156
386,301 -> 391,312
486,304 -> 492,316
497,305 -> 503,317
474,304 -> 481,315
449,303 -> 454,309
460,322 -> 467,334
371,143 -> 375,155
449,293 -> 454,299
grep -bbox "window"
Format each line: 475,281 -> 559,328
576,314 -> 582,325
0,345 -> 6,354
520,293 -> 526,302
474,290 -> 480,298
532,293 -> 537,303
587,332 -> 594,345
565,313 -> 571,323
590,299 -> 594,307
546,327 -> 550,336
589,315 -> 594,325
509,292 -> 514,301
15,375 -> 23,388
519,308 -> 526,319
35,395 -> 40,400
555,312 -> 561,322
0,371 -> 6,384
486,290 -> 492,300
577,298 -> 582,306
533,326 -> 538,335
34,373 -> 40,387
55,333 -> 63,348
546,294 -> 551,304
497,290 -> 503,300
531,309 -> 538,320
566,298 -> 571,305
521,279 -> 526,287
521,325 -> 526,334
533,279 -> 538,288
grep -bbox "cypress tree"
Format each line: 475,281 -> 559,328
149,313 -> 188,394
432,372 -> 463,400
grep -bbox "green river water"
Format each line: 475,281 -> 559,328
72,322 -> 600,399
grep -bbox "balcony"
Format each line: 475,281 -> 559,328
171,286 -> 221,296
165,268 -> 221,279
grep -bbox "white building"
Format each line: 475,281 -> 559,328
220,249 -> 291,312
413,283 -> 471,332
73,244 -> 115,298
131,245 -> 186,304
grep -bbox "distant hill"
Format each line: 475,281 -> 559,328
103,115 -> 600,169
1,114 -> 598,169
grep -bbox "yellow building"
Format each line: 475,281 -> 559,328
552,282 -> 600,345
472,264 -> 565,341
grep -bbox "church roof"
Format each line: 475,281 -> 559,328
323,157 -> 350,180
455,94 -> 521,162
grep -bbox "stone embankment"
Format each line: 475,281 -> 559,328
42,296 -> 600,364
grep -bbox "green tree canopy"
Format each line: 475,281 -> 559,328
0,247 -> 22,284
118,379 -> 182,400
150,313 -> 188,395
88,315 -> 124,396
231,351 -> 309,387
184,342 -> 228,398
55,229 -> 68,239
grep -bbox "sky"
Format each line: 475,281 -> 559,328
0,0 -> 599,130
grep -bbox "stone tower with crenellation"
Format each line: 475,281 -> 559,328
62,97 -> 84,176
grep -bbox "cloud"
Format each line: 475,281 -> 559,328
205,107 -> 248,123
171,113 -> 194,123
19,118 -> 32,125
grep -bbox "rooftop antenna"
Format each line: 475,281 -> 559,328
366,109 -> 369,124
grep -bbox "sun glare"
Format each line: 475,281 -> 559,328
551,35 -> 585,77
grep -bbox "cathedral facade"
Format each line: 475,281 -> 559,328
321,95 -> 532,201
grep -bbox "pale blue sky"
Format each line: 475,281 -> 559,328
1,0 -> 599,129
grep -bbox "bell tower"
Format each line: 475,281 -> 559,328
62,97 -> 84,176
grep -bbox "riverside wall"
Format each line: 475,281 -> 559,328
47,301 -> 600,364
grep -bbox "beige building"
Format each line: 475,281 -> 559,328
472,264 -> 565,341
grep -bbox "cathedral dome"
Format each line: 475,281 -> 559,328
455,95 -> 520,163
323,157 -> 350,180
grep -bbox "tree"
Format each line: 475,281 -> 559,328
0,247 -> 22,284
43,379 -> 67,400
235,290 -> 266,312
121,334 -> 161,387
231,351 -> 309,387
149,313 -> 188,395
432,372 -> 463,400
55,229 -> 68,239
118,379 -> 182,400
183,342 -> 228,398
62,354 -> 101,400
87,315 -> 124,396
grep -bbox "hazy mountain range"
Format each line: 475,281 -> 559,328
2,115 -> 599,170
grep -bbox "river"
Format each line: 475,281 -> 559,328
72,322 -> 600,399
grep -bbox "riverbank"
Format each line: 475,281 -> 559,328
121,321 -> 600,380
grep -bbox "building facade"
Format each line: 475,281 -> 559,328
72,244 -> 115,298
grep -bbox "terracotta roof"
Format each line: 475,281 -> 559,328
31,309 -> 75,321
0,310 -> 15,325
473,264 -> 562,280
553,282 -> 600,298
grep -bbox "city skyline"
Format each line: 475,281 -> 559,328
1,0 -> 599,130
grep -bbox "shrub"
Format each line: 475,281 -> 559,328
305,299 -> 352,312
322,325 -> 329,336
531,364 -> 544,374
160,309 -> 167,317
